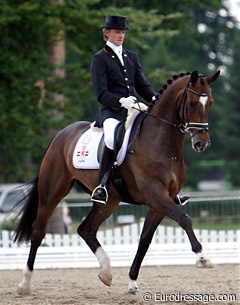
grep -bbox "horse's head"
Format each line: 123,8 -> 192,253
178,70 -> 220,152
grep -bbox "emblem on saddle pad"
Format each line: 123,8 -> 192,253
76,145 -> 89,159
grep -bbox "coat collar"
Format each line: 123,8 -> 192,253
106,41 -> 123,55
103,44 -> 127,67
104,44 -> 127,56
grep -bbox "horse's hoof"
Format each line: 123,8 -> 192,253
128,279 -> 138,294
98,272 -> 112,286
17,283 -> 31,295
128,287 -> 139,295
196,257 -> 213,268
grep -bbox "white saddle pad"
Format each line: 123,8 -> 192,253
73,103 -> 148,169
73,118 -> 133,169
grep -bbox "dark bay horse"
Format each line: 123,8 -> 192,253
14,70 -> 220,295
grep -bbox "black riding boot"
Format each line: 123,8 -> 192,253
174,194 -> 190,206
91,147 -> 114,205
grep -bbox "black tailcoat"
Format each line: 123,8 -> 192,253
91,44 -> 156,127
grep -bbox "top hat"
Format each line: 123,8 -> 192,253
102,15 -> 129,30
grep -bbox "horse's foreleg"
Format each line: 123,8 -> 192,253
128,209 -> 165,293
77,200 -> 119,286
167,203 -> 213,268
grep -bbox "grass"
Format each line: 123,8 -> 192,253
191,220 -> 240,231
161,216 -> 240,231
70,217 -> 239,234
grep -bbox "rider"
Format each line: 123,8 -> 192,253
90,15 -> 189,206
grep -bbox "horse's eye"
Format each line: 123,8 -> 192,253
188,101 -> 197,108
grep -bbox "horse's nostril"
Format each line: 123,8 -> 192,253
194,142 -> 204,152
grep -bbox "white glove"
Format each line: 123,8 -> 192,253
119,96 -> 137,110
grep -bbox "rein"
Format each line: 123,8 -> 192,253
133,81 -> 209,138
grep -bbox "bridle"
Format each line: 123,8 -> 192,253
179,80 -> 209,137
133,80 -> 210,138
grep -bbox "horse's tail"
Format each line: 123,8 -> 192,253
13,176 -> 39,244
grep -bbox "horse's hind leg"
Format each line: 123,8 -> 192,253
128,209 -> 165,293
77,199 -> 119,286
18,173 -> 73,295
17,221 -> 46,295
17,204 -> 49,295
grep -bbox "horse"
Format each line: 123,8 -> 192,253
14,70 -> 220,295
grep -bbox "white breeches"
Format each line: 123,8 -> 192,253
103,118 -> 120,150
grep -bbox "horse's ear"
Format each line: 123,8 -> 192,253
206,70 -> 220,85
190,70 -> 199,84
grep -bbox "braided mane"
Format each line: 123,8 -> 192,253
151,71 -> 191,105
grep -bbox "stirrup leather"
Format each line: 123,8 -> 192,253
91,185 -> 109,204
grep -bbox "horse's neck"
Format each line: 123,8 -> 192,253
140,116 -> 184,160
151,80 -> 185,122
143,85 -> 186,156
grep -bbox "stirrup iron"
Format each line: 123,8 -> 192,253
91,185 -> 109,205
175,194 -> 189,206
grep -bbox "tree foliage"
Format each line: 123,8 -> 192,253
0,0 -> 239,188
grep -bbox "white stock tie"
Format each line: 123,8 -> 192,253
116,49 -> 124,66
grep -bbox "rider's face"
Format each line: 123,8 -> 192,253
105,29 -> 126,46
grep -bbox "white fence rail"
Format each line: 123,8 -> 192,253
0,224 -> 239,270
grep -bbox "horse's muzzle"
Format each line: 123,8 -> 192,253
191,133 -> 211,152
